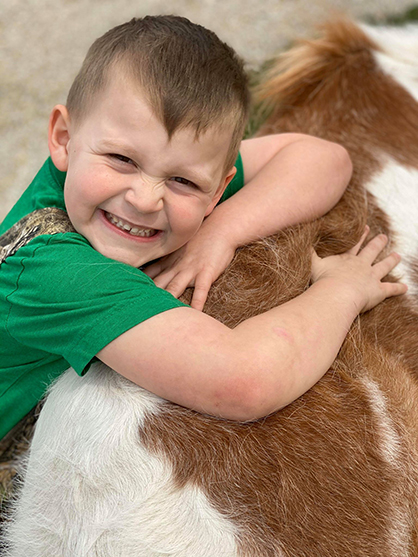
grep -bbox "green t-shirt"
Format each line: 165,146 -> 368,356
0,155 -> 244,439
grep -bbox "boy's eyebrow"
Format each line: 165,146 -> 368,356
176,169 -> 213,190
98,139 -> 139,158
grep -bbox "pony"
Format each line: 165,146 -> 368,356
3,17 -> 418,556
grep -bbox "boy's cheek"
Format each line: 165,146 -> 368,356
176,195 -> 209,224
174,209 -> 205,240
63,180 -> 92,229
64,171 -> 104,209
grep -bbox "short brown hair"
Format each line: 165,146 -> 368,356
66,15 -> 250,174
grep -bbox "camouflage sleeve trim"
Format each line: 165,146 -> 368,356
0,208 -> 75,264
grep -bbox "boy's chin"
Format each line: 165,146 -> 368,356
106,250 -> 151,268
89,240 -> 150,268
88,230 -> 183,268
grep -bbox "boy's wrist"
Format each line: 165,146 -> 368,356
309,276 -> 364,321
202,208 -> 242,252
204,201 -> 248,251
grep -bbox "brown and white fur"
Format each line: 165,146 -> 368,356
3,18 -> 418,557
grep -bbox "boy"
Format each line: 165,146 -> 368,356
0,15 -> 406,440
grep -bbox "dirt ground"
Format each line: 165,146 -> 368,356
0,0 -> 415,219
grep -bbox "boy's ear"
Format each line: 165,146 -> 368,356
204,166 -> 237,217
48,105 -> 71,172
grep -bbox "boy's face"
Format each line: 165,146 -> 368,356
50,76 -> 235,268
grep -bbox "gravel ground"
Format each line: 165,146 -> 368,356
0,0 -> 416,220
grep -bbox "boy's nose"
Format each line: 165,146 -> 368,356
125,177 -> 165,213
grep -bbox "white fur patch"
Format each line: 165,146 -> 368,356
359,376 -> 410,554
6,364 -> 239,557
361,376 -> 401,466
362,24 -> 418,101
364,157 -> 418,294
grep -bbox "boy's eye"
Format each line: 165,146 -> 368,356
110,154 -> 134,165
170,176 -> 198,189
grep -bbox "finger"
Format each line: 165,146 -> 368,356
165,272 -> 193,299
143,261 -> 165,279
311,248 -> 321,263
190,272 -> 213,311
357,233 -> 388,263
153,270 -> 179,290
372,252 -> 402,279
347,226 -> 370,255
381,281 -> 408,298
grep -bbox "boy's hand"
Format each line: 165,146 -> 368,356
311,227 -> 408,314
144,225 -> 236,311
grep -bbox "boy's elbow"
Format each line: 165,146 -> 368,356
313,138 -> 353,209
334,142 -> 353,188
213,358 -> 286,422
303,135 -> 352,180
325,141 -> 353,195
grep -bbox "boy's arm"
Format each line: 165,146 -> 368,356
215,133 -> 352,246
145,134 -> 353,310
98,231 -> 406,421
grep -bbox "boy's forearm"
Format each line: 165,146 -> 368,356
231,277 -> 360,418
207,139 -> 352,249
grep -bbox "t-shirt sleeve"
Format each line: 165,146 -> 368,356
4,233 -> 188,376
218,151 -> 245,204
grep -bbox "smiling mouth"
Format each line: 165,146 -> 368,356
104,211 -> 159,238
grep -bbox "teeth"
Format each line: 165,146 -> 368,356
105,212 -> 157,238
